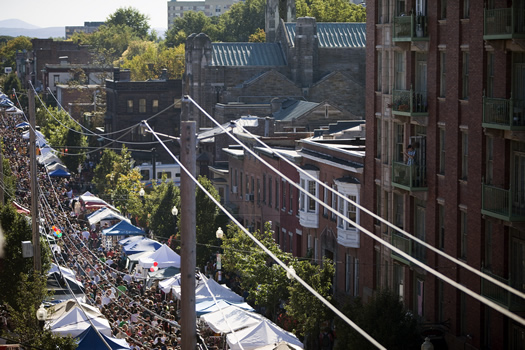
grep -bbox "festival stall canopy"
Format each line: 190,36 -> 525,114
200,305 -> 264,334
147,265 -> 180,280
75,326 -> 130,350
79,194 -> 120,213
194,277 -> 244,303
254,341 -> 303,350
122,237 -> 161,254
102,220 -> 144,236
88,207 -> 131,226
49,263 -> 77,280
119,235 -> 144,246
196,299 -> 255,317
226,319 -> 303,350
47,162 -> 68,172
46,300 -> 103,322
138,244 -> 181,269
49,168 -> 71,177
6,106 -> 23,115
12,201 -> 30,215
47,307 -> 112,337
15,122 -> 29,128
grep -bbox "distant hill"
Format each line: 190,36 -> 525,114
0,19 -> 39,29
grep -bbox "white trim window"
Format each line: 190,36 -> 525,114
334,179 -> 360,248
298,167 -> 320,228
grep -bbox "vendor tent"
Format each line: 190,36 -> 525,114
49,168 -> 71,177
148,266 -> 180,280
22,129 -> 47,147
47,163 -> 68,172
226,319 -> 303,350
158,274 -> 182,294
79,194 -> 120,213
47,307 -> 112,337
119,235 -> 144,246
6,106 -> 23,115
75,326 -> 130,350
15,122 -> 29,128
200,305 -> 263,334
196,299 -> 255,316
88,207 -> 130,226
138,244 -> 181,269
103,220 -> 144,236
195,277 -> 244,303
122,237 -> 161,254
49,263 -> 76,280
254,341 -> 302,350
46,300 -> 102,321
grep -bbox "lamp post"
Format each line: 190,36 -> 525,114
36,305 -> 47,330
421,337 -> 434,350
139,188 -> 145,204
216,227 -> 223,282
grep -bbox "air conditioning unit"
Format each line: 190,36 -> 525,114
232,186 -> 238,194
245,193 -> 255,201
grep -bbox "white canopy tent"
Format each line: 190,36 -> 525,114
200,305 -> 264,334
138,244 -> 181,269
195,277 -> 244,303
47,306 -> 112,337
226,319 -> 303,350
87,207 -> 130,226
45,300 -> 103,321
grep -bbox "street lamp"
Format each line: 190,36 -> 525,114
286,265 -> 296,280
171,206 -> 178,216
139,188 -> 145,204
36,305 -> 47,329
421,337 -> 434,350
215,227 -> 224,282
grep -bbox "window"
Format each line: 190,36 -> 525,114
299,179 -> 305,211
127,99 -> 133,113
331,185 -> 337,220
289,183 -> 293,213
282,180 -> 286,210
463,0 -> 469,19
394,193 -> 404,228
338,196 -> 345,228
484,220 -> 492,270
240,172 -> 243,197
308,180 -> 316,212
377,51 -> 382,91
510,230 -> 525,294
289,232 -> 293,253
53,75 -> 60,84
245,174 -> 249,197
323,183 -> 329,217
415,53 -> 428,111
262,175 -> 266,203
275,179 -> 279,209
139,98 -> 146,113
394,264 -> 404,300
395,123 -> 404,163
385,51 -> 391,94
462,52 -> 469,100
394,51 -> 406,90
152,99 -> 159,113
439,128 -> 446,174
268,177 -> 272,207
440,52 -> 446,98
486,136 -> 493,185
460,210 -> 467,260
414,199 -> 426,262
346,254 -> 352,293
486,52 -> 494,98
440,0 -> 447,19
438,204 -> 445,250
346,195 -> 357,230
461,132 -> 468,180
416,279 -> 424,317
257,178 -> 261,203
396,0 -> 406,16
376,118 -> 382,159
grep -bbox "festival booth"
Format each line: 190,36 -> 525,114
146,266 -> 181,288
47,163 -> 68,172
196,299 -> 255,317
194,277 -> 244,303
118,235 -> 144,246
47,307 -> 112,337
200,305 -> 264,334
45,300 -> 102,322
102,220 -> 145,249
49,168 -> 71,177
78,194 -> 120,215
47,266 -> 85,298
122,238 -> 161,255
88,207 -> 130,227
138,244 -> 181,269
75,326 -> 130,350
226,319 -> 303,350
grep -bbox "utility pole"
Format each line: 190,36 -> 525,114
28,88 -> 41,272
0,142 -> 4,206
180,96 -> 196,350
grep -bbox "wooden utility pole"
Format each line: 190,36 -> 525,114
180,96 -> 197,350
0,142 -> 4,206
28,88 -> 40,272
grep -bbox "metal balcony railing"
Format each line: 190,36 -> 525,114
391,231 -> 411,264
481,268 -> 525,312
392,161 -> 427,191
483,97 -> 525,130
391,89 -> 428,116
484,7 -> 525,40
393,14 -> 428,42
482,184 -> 525,222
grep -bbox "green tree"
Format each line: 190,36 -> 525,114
0,36 -> 32,72
36,105 -> 87,172
195,175 -> 221,269
149,181 -> 180,241
222,222 -> 292,321
285,258 -> 335,340
92,147 -> 134,198
106,7 -> 151,39
249,28 -> 266,42
3,72 -> 22,98
218,0 -> 265,42
335,289 -> 420,350
296,0 -> 366,22
165,11 -> 221,47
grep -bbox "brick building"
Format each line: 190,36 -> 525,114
104,68 -> 182,164
363,1 -> 525,349
167,0 -> 239,29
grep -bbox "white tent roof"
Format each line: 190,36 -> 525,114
138,244 -> 181,269
47,163 -> 68,172
195,277 -> 244,303
47,306 -> 112,337
159,274 -> 182,294
200,305 -> 263,334
49,263 -> 77,280
226,319 -> 303,350
196,300 -> 255,316
87,207 -> 130,226
46,300 -> 102,321
38,150 -> 62,166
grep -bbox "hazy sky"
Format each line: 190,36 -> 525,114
1,0 -> 171,29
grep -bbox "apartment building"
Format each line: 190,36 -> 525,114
363,1 -> 525,349
167,0 -> 238,29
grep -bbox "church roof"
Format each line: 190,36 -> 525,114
284,22 -> 366,48
211,43 -> 287,66
272,100 -> 320,121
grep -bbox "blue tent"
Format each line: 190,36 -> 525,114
102,220 -> 145,236
122,237 -> 161,254
75,326 -> 130,350
0,99 -> 14,107
49,168 -> 71,177
16,122 -> 29,128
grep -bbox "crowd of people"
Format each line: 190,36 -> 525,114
0,111 -> 211,350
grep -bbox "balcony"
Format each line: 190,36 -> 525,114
391,231 -> 411,264
337,227 -> 360,248
483,97 -> 525,131
481,268 -> 525,312
481,184 -> 525,222
393,14 -> 429,42
484,7 -> 525,41
392,161 -> 427,191
391,89 -> 428,117
299,209 -> 319,228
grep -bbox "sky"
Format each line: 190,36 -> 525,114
1,0 -> 171,30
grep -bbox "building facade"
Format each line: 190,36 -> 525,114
167,0 -> 239,29
363,1 -> 525,349
65,22 -> 104,39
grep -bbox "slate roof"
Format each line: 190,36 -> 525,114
211,43 -> 287,66
272,100 -> 320,121
284,22 -> 366,48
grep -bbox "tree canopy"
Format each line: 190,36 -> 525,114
106,6 -> 151,39
120,41 -> 185,80
296,0 -> 366,22
0,36 -> 32,72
